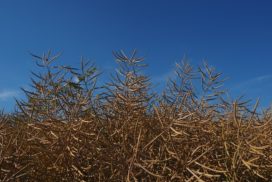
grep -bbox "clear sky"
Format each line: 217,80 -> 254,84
1,0 -> 272,111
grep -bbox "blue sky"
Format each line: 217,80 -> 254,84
1,0 -> 272,111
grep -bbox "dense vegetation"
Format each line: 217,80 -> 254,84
1,50 -> 272,181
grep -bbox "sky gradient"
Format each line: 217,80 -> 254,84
1,0 -> 272,111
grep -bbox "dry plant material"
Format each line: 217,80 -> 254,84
0,50 -> 271,181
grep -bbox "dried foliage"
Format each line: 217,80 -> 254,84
16,51 -> 99,122
1,50 -> 272,181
